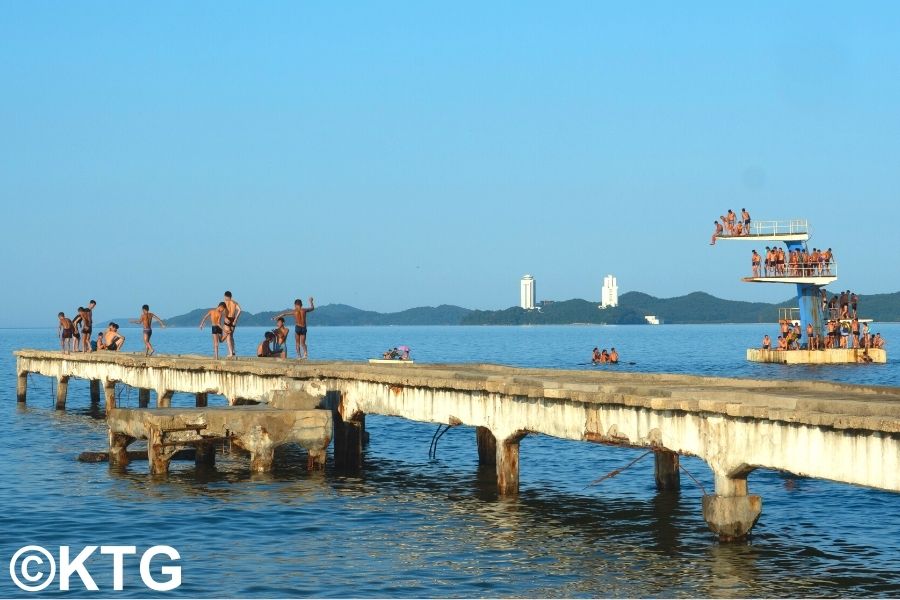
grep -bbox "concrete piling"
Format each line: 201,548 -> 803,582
196,392 -> 208,407
334,417 -> 364,470
654,450 -> 681,491
195,441 -> 215,468
702,474 -> 762,542
103,380 -> 116,411
496,433 -> 525,496
16,372 -> 27,403
476,426 -> 497,466
55,376 -> 69,410
138,388 -> 150,408
90,379 -> 100,404
157,390 -> 173,408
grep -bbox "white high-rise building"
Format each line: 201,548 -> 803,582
520,275 -> 535,310
601,274 -> 618,308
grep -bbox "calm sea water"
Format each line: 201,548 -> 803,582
1,324 -> 899,598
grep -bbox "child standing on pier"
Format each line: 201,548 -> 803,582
273,297 -> 315,359
199,303 -> 227,359
130,305 -> 166,356
57,312 -> 75,354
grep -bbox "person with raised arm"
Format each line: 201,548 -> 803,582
199,303 -> 227,359
273,297 -> 315,359
130,304 -> 166,356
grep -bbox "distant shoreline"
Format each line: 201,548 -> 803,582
10,289 -> 898,328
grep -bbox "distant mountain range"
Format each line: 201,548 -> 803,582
145,290 -> 900,327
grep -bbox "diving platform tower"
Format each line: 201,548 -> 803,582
716,219 -> 836,341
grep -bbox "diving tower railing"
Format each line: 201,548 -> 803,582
750,261 -> 837,279
717,219 -> 809,241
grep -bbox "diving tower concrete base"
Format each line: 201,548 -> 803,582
747,348 -> 887,364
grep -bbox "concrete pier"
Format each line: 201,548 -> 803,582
14,350 -> 900,542
748,347 -> 887,364
107,406 -> 332,475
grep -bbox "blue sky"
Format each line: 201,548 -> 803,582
2,2 -> 899,326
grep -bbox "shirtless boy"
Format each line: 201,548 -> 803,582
71,307 -> 86,352
591,347 -> 601,364
100,323 -> 125,351
274,297 -> 315,359
79,300 -> 96,352
130,304 -> 166,356
58,312 -> 75,354
710,221 -> 723,245
199,303 -> 228,359
273,317 -> 289,358
257,331 -> 276,358
751,250 -> 761,277
222,291 -> 242,358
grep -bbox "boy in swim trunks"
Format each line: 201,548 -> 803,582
257,331 -> 276,358
80,300 -> 96,352
71,307 -> 86,352
130,304 -> 166,356
58,312 -> 75,354
710,220 -> 723,245
100,323 -> 125,351
199,303 -> 228,359
222,291 -> 242,358
274,297 -> 315,359
273,317 -> 289,358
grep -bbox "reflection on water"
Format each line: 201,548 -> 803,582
1,326 -> 899,597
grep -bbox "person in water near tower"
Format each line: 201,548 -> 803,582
199,303 -> 228,359
609,348 -> 619,364
592,347 -> 602,363
130,304 -> 166,356
273,297 -> 315,359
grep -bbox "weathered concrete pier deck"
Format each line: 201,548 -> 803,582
14,349 -> 900,541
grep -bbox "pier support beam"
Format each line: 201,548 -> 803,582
103,380 -> 117,411
55,376 -> 69,410
496,432 -> 526,497
476,426 -> 496,466
147,427 -> 177,475
138,389 -> 150,408
306,447 -> 327,471
90,380 -> 101,404
157,390 -> 173,409
654,450 -> 681,491
702,474 -> 762,542
195,392 -> 208,407
249,444 -> 275,472
109,432 -> 134,467
16,372 -> 27,404
195,442 -> 216,468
